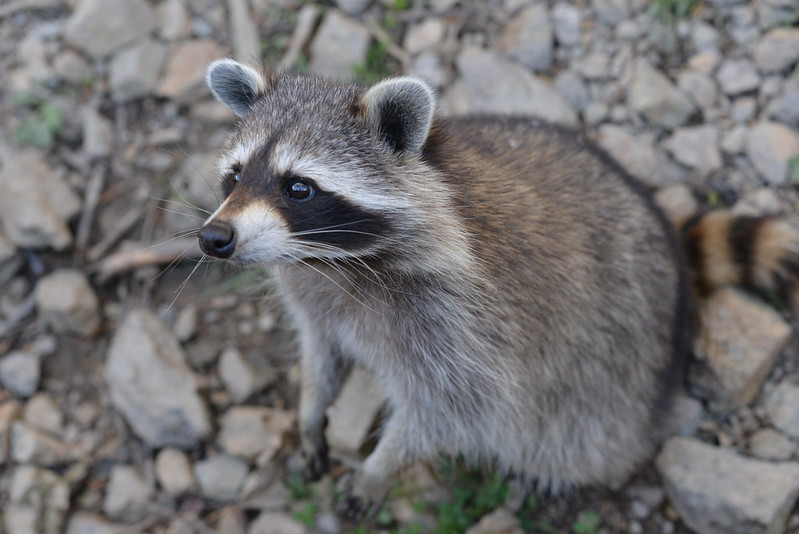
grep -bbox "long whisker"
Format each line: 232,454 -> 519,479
163,254 -> 208,316
150,196 -> 213,215
157,206 -> 208,221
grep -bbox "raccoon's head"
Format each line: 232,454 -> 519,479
198,59 -> 439,266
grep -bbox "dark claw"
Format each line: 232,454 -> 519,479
338,494 -> 369,522
302,441 -> 329,482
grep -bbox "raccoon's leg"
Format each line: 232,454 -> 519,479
298,328 -> 348,481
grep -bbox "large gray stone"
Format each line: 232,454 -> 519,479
657,437 -> 799,534
451,48 -> 578,126
498,4 -> 553,72
746,121 -> 799,185
64,0 -> 155,58
310,11 -> 370,81
628,60 -> 695,129
109,39 -> 167,103
104,310 -> 211,448
35,270 -> 101,337
753,28 -> 799,74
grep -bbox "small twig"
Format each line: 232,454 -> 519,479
92,237 -> 203,284
364,14 -> 412,72
75,163 -> 107,254
278,4 -> 320,72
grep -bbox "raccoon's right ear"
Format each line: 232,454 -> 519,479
206,59 -> 272,117
362,77 -> 435,154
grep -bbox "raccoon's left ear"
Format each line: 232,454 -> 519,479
362,77 -> 435,153
206,59 -> 272,117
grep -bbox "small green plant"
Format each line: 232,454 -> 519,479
353,40 -> 394,84
649,0 -> 698,23
11,91 -> 64,150
286,469 -> 315,501
788,156 -> 799,184
433,459 -> 509,534
292,501 -> 318,527
572,510 -> 601,534
390,0 -> 412,11
706,190 -> 722,208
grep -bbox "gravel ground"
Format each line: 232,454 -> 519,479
1,0 -> 799,533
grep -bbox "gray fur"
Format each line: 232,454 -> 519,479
206,59 -> 268,117
363,77 -> 435,153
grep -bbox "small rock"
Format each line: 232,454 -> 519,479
654,184 -> 699,228
228,0 -> 260,62
410,51 -> 448,89
0,401 -> 22,464
64,0 -> 155,58
694,288 -> 791,411
716,59 -> 761,96
628,60 -> 695,129
766,382 -> 799,439
464,508 -> 524,534
10,421 -> 69,465
753,28 -> 799,74
52,51 -> 92,84
326,367 -> 384,456
597,125 -> 682,187
664,125 -> 722,173
592,0 -> 629,25
554,70 -> 589,112
65,513 -> 119,534
721,125 -> 748,155
691,21 -> 719,51
103,465 -> 152,523
155,448 -> 195,495
23,394 -> 64,436
732,188 -> 781,217
158,0 -> 190,41
310,11 -> 370,81
336,0 -> 370,15
498,3 -> 553,72
248,512 -> 307,534
746,121 -> 799,184
219,406 -> 295,463
452,47 -> 578,125
219,347 -> 276,403
750,429 -> 796,461
404,18 -> 445,55
4,505 -> 37,534
0,352 -> 41,398
657,437 -> 799,534
663,393 -> 704,437
576,53 -> 610,80
35,269 -> 101,337
109,39 -> 167,103
582,102 -> 608,125
82,108 -> 114,160
0,148 -> 81,250
104,310 -> 212,448
157,40 -> 224,102
677,71 -> 716,110
217,506 -> 246,534
765,91 -> 799,127
194,454 -> 249,502
175,305 -> 197,342
9,466 -> 69,533
552,4 -> 581,46
688,50 -> 721,75
730,97 -> 757,123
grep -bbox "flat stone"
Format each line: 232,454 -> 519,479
310,11 -> 370,81
23,394 -> 64,436
103,465 -> 152,523
248,512 -> 308,534
717,59 -> 761,95
219,347 -> 276,403
597,125 -> 683,187
0,401 -> 22,464
0,148 -> 81,250
219,406 -> 295,463
155,448 -> 195,496
628,60 -> 695,129
750,429 -> 796,461
35,270 -> 101,337
694,288 -> 791,411
657,437 -> 799,534
452,47 -> 577,125
109,39 -> 167,103
753,28 -> 799,74
228,0 -> 260,62
465,508 -> 524,534
10,421 -> 69,465
0,351 -> 40,398
64,0 -> 155,58
664,125 -> 722,173
404,18 -> 445,55
552,3 -> 580,46
157,40 -> 224,103
326,367 -> 384,456
104,309 -> 212,448
194,454 -> 249,502
746,121 -> 799,185
766,383 -> 799,439
498,3 -> 553,72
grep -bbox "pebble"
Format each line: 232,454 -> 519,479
0,148 -> 81,251
35,269 -> 101,337
552,4 -> 581,47
749,428 -> 796,461
499,3 -> 553,72
103,465 -> 152,523
464,508 -> 524,534
716,59 -> 761,96
82,108 -> 114,160
753,28 -> 799,74
451,47 -> 578,125
0,351 -> 41,398
194,454 -> 249,502
248,512 -> 308,534
766,382 -> 799,439
592,0 -> 629,25
23,393 -> 64,436
731,187 -> 781,217
410,51 -> 448,89
404,18 -> 445,56
764,91 -> 799,127
677,71 -> 716,110
657,437 -> 799,534
597,125 -> 682,187
654,184 -> 699,228
336,0 -> 370,15
9,465 -> 69,533
721,125 -> 748,155
310,11 -> 370,81
745,121 -> 799,184
104,310 -> 212,448
688,50 -> 721,75
155,448 -> 195,496
109,39 -> 168,103
157,40 -> 224,102
174,305 -> 198,342
326,367 -> 384,456
693,288 -> 791,411
4,505 -> 38,534
628,59 -> 695,130
730,97 -> 756,123
576,53 -> 610,80
172,151 -> 221,212
554,70 -> 589,111
11,421 -> 69,465
65,514 -> 119,534
52,51 -> 92,84
64,0 -> 155,58
663,125 -> 722,173
219,347 -> 276,403
219,406 -> 295,463
582,101 -> 608,125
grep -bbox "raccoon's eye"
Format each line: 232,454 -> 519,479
286,179 -> 315,202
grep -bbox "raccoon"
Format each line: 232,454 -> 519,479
198,59 -> 799,518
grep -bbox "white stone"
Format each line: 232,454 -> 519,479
155,448 -> 195,495
35,270 -> 101,337
103,465 -> 152,523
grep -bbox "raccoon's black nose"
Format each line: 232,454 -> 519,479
198,222 -> 237,258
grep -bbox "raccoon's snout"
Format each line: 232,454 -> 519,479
199,221 -> 237,259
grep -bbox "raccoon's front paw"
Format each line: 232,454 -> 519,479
336,471 -> 378,522
302,440 -> 329,482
